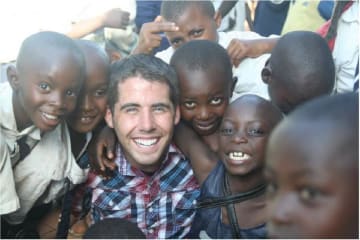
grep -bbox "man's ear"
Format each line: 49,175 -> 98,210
261,58 -> 272,84
230,77 -> 237,98
214,11 -> 222,29
104,107 -> 114,129
174,106 -> 181,125
7,65 -> 20,91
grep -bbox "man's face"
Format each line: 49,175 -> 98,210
165,7 -> 219,50
105,77 -> 180,173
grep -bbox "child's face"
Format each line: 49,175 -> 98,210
218,96 -> 277,176
11,52 -> 83,132
164,7 -> 219,50
67,55 -> 108,133
265,126 -> 358,238
177,67 -> 232,137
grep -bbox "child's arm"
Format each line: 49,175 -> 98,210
227,37 -> 279,67
87,126 -> 117,177
132,16 -> 179,55
66,8 -> 130,39
174,122 -> 218,185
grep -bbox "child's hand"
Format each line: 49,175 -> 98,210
227,39 -> 253,67
227,37 -> 279,67
132,16 -> 179,54
102,8 -> 130,30
88,126 -> 117,178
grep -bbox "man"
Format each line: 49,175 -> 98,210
78,54 -> 199,238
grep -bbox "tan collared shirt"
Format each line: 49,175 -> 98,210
0,82 -> 88,223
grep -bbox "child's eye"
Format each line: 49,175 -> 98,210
94,88 -> 106,97
247,128 -> 265,137
39,82 -> 50,91
220,128 -> 233,136
299,187 -> 320,202
191,29 -> 204,38
210,97 -> 223,105
171,38 -> 183,48
184,101 -> 196,109
66,89 -> 76,97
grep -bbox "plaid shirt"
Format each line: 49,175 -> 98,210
87,143 -> 200,239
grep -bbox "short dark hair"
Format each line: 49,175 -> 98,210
108,54 -> 179,112
83,218 -> 146,239
270,31 -> 335,101
161,0 -> 215,22
170,39 -> 233,84
16,31 -> 85,75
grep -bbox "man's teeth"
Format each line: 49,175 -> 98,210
43,112 -> 58,120
229,152 -> 250,161
135,138 -> 157,147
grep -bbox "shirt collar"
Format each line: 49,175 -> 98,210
0,82 -> 41,141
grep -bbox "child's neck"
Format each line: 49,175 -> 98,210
202,132 -> 219,153
69,128 -> 87,158
226,167 -> 266,194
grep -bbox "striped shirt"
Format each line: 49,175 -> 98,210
87,143 -> 200,238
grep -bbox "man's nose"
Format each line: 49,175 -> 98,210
139,109 -> 156,132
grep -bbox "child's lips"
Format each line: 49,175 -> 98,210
79,115 -> 96,124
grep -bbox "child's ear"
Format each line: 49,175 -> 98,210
104,107 -> 114,129
261,58 -> 272,84
230,77 -> 237,98
7,65 -> 20,91
213,11 -> 222,29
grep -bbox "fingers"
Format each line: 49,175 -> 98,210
227,40 -> 247,67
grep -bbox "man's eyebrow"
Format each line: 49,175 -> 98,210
120,103 -> 139,110
152,103 -> 172,109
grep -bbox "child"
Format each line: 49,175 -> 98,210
134,0 -> 277,100
188,94 -> 283,238
0,31 -> 86,237
261,30 -> 335,114
265,92 -> 358,238
83,218 -> 146,239
170,40 -> 236,153
36,39 -> 111,238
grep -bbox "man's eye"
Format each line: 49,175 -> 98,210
153,106 -> 166,113
39,82 -> 50,91
125,107 -> 137,113
184,101 -> 196,109
220,128 -> 233,136
210,97 -> 223,105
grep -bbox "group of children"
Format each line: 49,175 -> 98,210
0,0 -> 358,239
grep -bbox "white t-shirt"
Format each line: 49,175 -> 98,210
332,2 -> 359,93
155,31 -> 271,100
